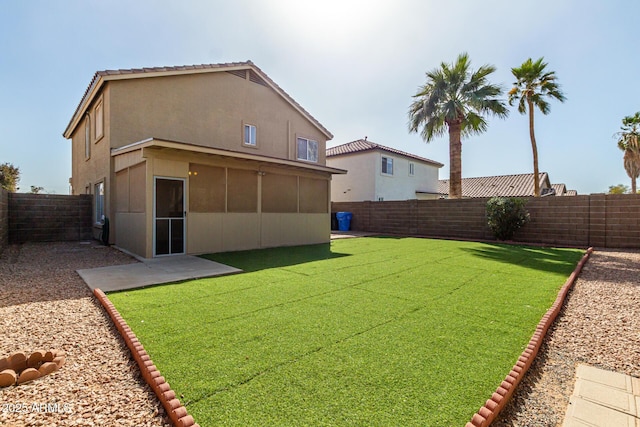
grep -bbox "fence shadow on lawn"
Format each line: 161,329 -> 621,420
200,242 -> 351,272
460,243 -> 585,276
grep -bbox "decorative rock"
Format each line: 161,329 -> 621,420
17,367 -> 40,384
38,362 -> 58,376
52,355 -> 66,368
0,369 -> 17,387
0,350 -> 65,388
27,350 -> 46,368
9,352 -> 27,371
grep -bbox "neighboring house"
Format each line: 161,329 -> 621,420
551,183 -> 567,196
326,139 -> 443,202
63,61 -> 345,258
437,172 -> 578,198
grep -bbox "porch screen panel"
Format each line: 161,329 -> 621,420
129,163 -> 146,213
116,169 -> 129,212
262,173 -> 297,213
299,177 -> 328,213
189,163 -> 226,212
227,168 -> 257,212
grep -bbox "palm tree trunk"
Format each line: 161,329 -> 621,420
448,120 -> 463,199
632,177 -> 637,194
528,99 -> 540,197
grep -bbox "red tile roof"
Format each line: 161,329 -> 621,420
63,61 -> 332,140
437,173 -> 556,197
326,139 -> 443,167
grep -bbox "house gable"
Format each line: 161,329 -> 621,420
63,61 -> 332,142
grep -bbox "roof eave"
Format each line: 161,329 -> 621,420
112,138 -> 347,175
327,146 -> 444,168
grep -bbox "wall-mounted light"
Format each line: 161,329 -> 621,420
188,171 -> 198,176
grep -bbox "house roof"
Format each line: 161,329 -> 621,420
326,139 -> 443,167
551,183 -> 566,195
112,137 -> 347,175
63,61 -> 332,140
438,172 -> 555,198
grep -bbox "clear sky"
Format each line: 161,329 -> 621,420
1,0 -> 639,195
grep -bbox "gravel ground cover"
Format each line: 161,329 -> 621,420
494,248 -> 640,426
0,241 -> 170,427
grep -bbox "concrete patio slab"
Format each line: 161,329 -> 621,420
563,364 -> 640,427
330,231 -> 378,239
78,255 -> 242,292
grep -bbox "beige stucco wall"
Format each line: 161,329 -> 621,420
69,86 -> 112,240
114,212 -> 146,256
327,152 -> 377,202
108,72 -> 328,164
261,213 -> 329,247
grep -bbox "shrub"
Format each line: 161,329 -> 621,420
486,197 -> 530,240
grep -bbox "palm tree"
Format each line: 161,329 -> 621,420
616,112 -> 640,194
408,53 -> 508,199
509,57 -> 565,197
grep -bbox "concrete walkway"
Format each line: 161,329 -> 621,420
563,364 -> 640,427
330,231 -> 378,239
78,255 -> 242,292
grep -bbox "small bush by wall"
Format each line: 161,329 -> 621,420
9,194 -> 93,243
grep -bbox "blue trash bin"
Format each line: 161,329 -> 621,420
336,212 -> 353,231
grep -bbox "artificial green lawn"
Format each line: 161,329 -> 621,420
108,237 -> 584,426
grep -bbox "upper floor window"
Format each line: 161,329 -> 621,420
409,162 -> 415,176
84,114 -> 91,159
382,156 -> 393,175
244,124 -> 256,146
297,137 -> 318,162
95,100 -> 104,141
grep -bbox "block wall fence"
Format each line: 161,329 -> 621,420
8,193 -> 93,244
0,189 -> 8,253
332,194 -> 640,249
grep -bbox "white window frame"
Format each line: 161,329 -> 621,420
409,162 -> 415,176
244,124 -> 256,146
95,99 -> 104,141
84,114 -> 91,160
297,137 -> 318,162
381,156 -> 393,175
95,181 -> 105,224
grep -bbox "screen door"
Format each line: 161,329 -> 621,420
154,177 -> 185,256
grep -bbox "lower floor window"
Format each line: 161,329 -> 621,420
95,182 -> 104,223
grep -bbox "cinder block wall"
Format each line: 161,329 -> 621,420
0,189 -> 8,252
333,194 -> 640,249
9,194 -> 93,243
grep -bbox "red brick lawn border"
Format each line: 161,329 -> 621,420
93,289 -> 199,427
465,247 -> 594,427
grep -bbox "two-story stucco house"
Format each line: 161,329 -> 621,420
326,139 -> 443,202
63,61 -> 344,258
